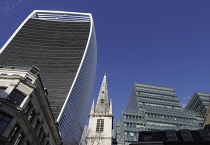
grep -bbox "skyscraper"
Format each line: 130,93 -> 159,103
0,10 -> 97,144
116,83 -> 201,145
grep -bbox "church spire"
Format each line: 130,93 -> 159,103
90,98 -> 95,114
95,73 -> 110,114
87,73 -> 113,145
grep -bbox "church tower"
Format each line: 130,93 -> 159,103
86,73 -> 113,145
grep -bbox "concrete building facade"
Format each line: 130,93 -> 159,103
0,66 -> 61,145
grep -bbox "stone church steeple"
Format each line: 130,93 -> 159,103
94,73 -> 112,114
87,73 -> 113,145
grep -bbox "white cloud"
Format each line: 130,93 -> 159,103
182,96 -> 191,100
180,102 -> 187,108
0,0 -> 25,15
180,96 -> 191,108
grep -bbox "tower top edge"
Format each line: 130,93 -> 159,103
32,10 -> 92,16
29,10 -> 93,22
134,82 -> 174,90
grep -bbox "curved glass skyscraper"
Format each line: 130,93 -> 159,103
0,10 -> 97,144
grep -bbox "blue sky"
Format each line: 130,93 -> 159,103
1,0 -> 210,121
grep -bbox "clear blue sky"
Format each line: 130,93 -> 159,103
1,0 -> 210,121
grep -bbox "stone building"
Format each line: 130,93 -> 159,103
0,66 -> 62,145
86,73 -> 113,145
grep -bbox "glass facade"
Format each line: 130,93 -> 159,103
185,92 -> 210,126
116,83 -> 202,145
0,10 -> 97,144
0,112 -> 11,135
0,87 -> 6,97
185,92 -> 210,118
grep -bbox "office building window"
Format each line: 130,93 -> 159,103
96,119 -> 104,132
7,90 -> 26,106
200,131 -> 210,141
0,87 -> 6,97
14,132 -> 24,145
25,102 -> 32,114
181,131 -> 193,141
166,131 -> 177,141
9,125 -> 18,141
0,112 -> 11,135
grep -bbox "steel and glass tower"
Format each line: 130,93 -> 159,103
185,92 -> 210,126
185,92 -> 210,118
116,83 -> 201,145
0,10 -> 97,144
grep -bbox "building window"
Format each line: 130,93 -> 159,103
14,132 -> 24,145
0,112 -> 11,135
28,110 -> 36,122
25,77 -> 32,83
33,119 -> 40,129
200,131 -> 210,141
143,133 -> 152,141
25,102 -> 32,114
166,131 -> 177,141
7,90 -> 26,106
96,119 -> 104,132
181,131 -> 193,141
0,87 -> 6,97
9,125 -> 18,141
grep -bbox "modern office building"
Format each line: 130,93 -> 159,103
86,73 -> 113,145
115,83 -> 202,145
0,66 -> 62,145
185,92 -> 210,124
130,130 -> 210,145
0,10 -> 97,144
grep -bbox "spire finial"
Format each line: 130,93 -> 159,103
90,98 -> 95,114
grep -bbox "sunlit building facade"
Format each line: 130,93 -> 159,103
0,10 -> 97,144
0,66 -> 62,145
116,83 -> 202,145
185,92 -> 210,118
184,92 -> 210,128
86,73 -> 113,145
